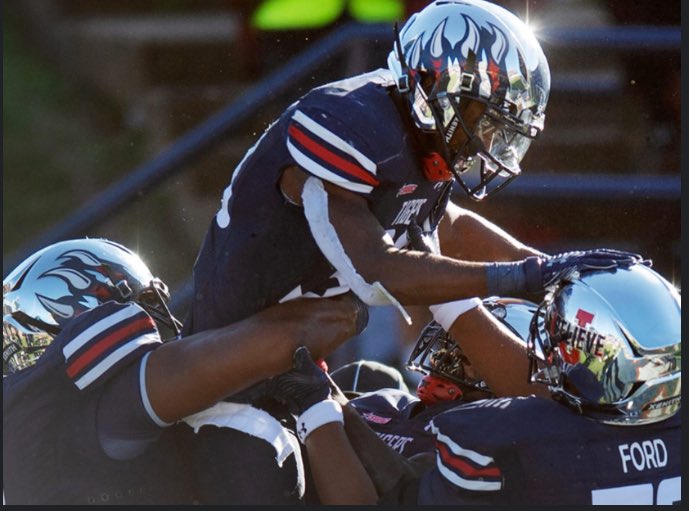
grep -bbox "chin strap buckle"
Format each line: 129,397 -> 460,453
397,74 -> 411,94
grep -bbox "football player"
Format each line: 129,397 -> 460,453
2,238 -> 366,505
410,263 -> 681,505
279,263 -> 681,505
335,297 -> 540,460
181,0 -> 643,503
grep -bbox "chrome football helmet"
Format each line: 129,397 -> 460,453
527,264 -> 681,425
388,0 -> 550,199
3,238 -> 181,374
407,320 -> 491,404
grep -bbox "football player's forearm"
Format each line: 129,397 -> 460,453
446,306 -> 550,398
438,202 -> 544,261
144,297 -> 362,422
341,404 -> 419,498
356,247 -> 491,304
305,422 -> 377,504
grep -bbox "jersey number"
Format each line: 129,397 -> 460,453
591,476 -> 680,505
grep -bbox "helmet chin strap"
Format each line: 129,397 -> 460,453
393,22 -> 411,94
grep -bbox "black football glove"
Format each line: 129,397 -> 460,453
533,249 -> 649,289
272,346 -> 332,416
406,216 -> 435,254
488,248 -> 650,296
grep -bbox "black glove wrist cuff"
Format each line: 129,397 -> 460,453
486,260 -> 526,296
523,256 -> 544,292
485,257 -> 545,296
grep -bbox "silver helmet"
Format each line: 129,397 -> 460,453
527,264 -> 681,425
388,0 -> 550,199
3,238 -> 181,374
407,320 -> 488,389
407,298 -> 538,404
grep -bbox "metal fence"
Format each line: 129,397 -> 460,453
4,22 -> 680,277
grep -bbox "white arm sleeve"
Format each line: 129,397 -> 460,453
301,177 -> 411,324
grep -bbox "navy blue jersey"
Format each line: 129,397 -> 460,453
349,388 -> 468,458
413,396 -> 681,505
2,302 -> 193,505
185,69 -> 453,334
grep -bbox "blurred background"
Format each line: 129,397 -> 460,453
3,0 -> 680,384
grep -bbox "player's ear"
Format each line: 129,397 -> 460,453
279,165 -> 309,206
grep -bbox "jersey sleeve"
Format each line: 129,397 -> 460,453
425,399 -> 523,495
96,351 -> 169,460
286,105 -> 381,195
59,301 -> 162,391
429,417 -> 504,493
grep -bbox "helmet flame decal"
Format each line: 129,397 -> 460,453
405,13 -> 511,97
41,268 -> 91,290
408,36 -> 423,70
35,249 -> 112,324
488,23 -> 508,63
459,15 -> 480,62
430,18 -> 446,58
36,294 -> 75,319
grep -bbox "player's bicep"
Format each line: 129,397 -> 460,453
438,201 -> 541,261
279,165 -> 390,254
306,178 -> 394,279
96,352 -> 167,461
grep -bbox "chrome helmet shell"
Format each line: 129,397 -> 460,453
388,0 -> 550,199
483,296 -> 539,343
528,264 -> 681,425
3,238 -> 180,374
407,320 -> 491,403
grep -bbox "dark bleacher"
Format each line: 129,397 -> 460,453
4,1 -> 680,301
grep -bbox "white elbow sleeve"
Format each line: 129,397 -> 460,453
301,177 -> 411,324
429,298 -> 483,332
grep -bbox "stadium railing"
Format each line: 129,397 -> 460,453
5,22 -> 680,295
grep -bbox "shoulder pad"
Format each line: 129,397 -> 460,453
427,397 -> 538,493
287,104 -> 380,195
59,301 -> 161,390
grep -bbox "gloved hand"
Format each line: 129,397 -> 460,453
272,346 -> 332,416
406,216 -> 436,254
487,248 -> 650,296
534,249 -> 649,289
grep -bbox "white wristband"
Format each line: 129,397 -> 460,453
429,298 -> 483,331
295,399 -> 343,444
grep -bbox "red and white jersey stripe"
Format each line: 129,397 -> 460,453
287,109 -> 379,194
61,301 -> 161,390
429,420 -> 503,492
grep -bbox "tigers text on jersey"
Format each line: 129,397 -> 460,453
2,302 -> 192,505
348,388 -> 467,458
414,396 -> 681,505
185,69 -> 453,334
